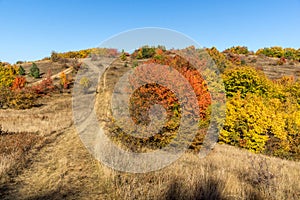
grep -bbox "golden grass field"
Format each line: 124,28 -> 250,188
0,92 -> 299,200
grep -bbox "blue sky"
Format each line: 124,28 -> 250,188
0,0 -> 299,63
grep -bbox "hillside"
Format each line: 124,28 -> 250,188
235,54 -> 300,80
0,46 -> 300,199
0,96 -> 299,199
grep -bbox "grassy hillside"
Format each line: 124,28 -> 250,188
1,109 -> 299,199
0,46 -> 299,199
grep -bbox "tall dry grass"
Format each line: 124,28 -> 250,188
1,127 -> 299,200
99,144 -> 300,200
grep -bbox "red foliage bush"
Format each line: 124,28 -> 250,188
111,51 -> 212,151
30,70 -> 55,95
11,76 -> 26,90
142,53 -> 212,120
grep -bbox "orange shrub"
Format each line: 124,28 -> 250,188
11,76 -> 26,90
60,72 -> 69,89
144,53 -> 212,120
110,50 -> 212,151
30,70 -> 55,95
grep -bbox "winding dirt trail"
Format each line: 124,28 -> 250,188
0,95 -> 112,199
5,126 -> 107,200
0,57 -> 125,200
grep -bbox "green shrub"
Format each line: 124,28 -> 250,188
297,48 -> 300,61
283,48 -> 297,60
241,59 -> 246,65
132,60 -> 139,68
18,65 -> 26,75
29,63 -> 40,78
16,61 -> 24,64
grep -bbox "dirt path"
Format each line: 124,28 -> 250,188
2,126 -> 110,200
0,57 -> 126,199
0,93 -> 114,199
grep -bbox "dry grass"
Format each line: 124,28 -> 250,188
102,144 -> 300,200
0,129 -> 42,184
0,109 -> 299,199
240,54 -> 300,80
0,93 -> 73,135
0,154 -> 17,177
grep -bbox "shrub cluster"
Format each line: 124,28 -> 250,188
222,66 -> 271,98
109,49 -> 211,151
223,46 -> 250,55
107,46 -> 300,160
256,47 -> 300,61
220,67 -> 300,160
205,47 -> 234,73
51,48 -> 119,62
131,45 -> 166,59
0,68 -> 55,109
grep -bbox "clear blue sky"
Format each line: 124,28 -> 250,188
0,0 -> 299,63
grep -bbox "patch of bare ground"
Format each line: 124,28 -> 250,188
240,54 -> 300,80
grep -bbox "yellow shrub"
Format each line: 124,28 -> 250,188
222,66 -> 272,98
0,65 -> 18,88
206,47 -> 234,73
223,46 -> 249,54
221,91 -> 299,158
220,93 -> 271,152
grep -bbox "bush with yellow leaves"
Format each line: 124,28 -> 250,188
220,68 -> 300,159
0,64 -> 18,88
